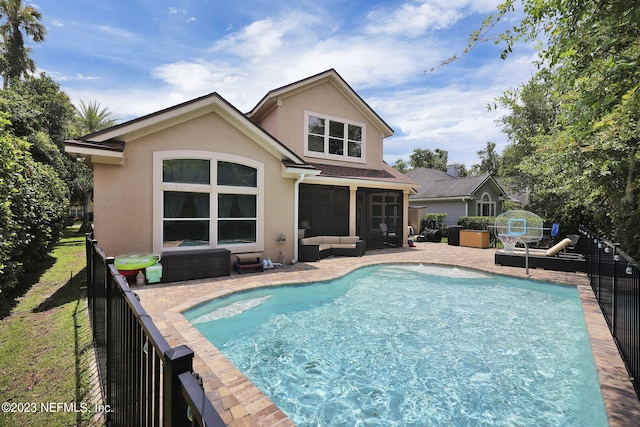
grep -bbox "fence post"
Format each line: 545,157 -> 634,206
164,345 -> 195,427
612,243 -> 619,336
85,235 -> 93,293
104,257 -> 115,426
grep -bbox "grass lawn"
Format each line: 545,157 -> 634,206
0,225 -> 100,426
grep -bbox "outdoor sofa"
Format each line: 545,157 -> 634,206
298,235 -> 366,262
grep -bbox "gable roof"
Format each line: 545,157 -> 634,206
407,168 -> 507,200
247,68 -> 394,138
65,92 -> 306,166
63,71 -> 415,191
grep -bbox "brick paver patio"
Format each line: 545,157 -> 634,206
133,242 -> 640,426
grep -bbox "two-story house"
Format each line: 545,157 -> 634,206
64,69 -> 418,266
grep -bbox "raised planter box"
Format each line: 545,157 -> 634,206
459,230 -> 490,249
161,248 -> 230,282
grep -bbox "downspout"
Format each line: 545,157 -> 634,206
292,173 -> 306,263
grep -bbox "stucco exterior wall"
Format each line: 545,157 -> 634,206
92,112 -> 296,259
262,81 -> 385,169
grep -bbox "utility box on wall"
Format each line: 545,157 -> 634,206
459,230 -> 490,249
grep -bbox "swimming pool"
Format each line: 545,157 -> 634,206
185,264 -> 608,426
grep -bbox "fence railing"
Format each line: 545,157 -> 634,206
85,235 -> 226,426
581,229 -> 640,399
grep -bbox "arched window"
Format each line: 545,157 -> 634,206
153,151 -> 263,253
477,192 -> 496,217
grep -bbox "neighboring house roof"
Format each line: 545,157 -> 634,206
247,68 -> 394,138
497,178 -> 529,205
407,168 -> 508,201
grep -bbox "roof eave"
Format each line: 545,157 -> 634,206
64,92 -> 307,166
410,195 -> 476,202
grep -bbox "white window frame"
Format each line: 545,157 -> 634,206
153,150 -> 264,254
304,111 -> 365,163
476,192 -> 496,217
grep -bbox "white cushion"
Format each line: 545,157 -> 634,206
340,236 -> 360,244
331,243 -> 356,249
301,237 -> 322,245
323,236 -> 341,244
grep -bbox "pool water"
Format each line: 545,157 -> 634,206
185,264 -> 608,426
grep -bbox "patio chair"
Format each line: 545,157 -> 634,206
380,223 -> 397,246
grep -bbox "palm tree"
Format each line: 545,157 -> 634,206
0,0 -> 46,87
73,100 -> 117,232
76,100 -> 118,134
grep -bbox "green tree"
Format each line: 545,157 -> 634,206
471,141 -> 500,176
0,73 -> 83,239
0,0 -> 46,87
470,0 -> 640,256
0,113 -> 67,293
493,74 -> 559,181
392,158 -> 409,174
409,147 -> 449,171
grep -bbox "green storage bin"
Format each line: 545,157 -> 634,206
145,263 -> 163,284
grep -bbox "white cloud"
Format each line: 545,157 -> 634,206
168,6 -> 196,22
210,12 -> 322,59
148,10 -> 448,110
47,71 -> 100,82
52,1 -> 536,167
379,52 -> 537,166
95,25 -> 137,41
168,7 -> 185,16
366,0 -> 501,37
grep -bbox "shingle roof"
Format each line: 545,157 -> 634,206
309,162 -> 418,185
407,168 -> 502,199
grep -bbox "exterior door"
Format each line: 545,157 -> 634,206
357,189 -> 402,249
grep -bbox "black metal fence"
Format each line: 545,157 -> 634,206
85,235 -> 226,426
581,229 -> 640,398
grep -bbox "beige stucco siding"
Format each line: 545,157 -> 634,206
262,81 -> 385,169
93,160 -> 153,256
92,111 -> 295,259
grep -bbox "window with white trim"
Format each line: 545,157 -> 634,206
477,193 -> 496,217
153,151 -> 263,253
305,112 -> 364,162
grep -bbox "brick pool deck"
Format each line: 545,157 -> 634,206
133,242 -> 640,426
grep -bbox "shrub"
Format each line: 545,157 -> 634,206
0,115 -> 68,293
458,216 -> 495,230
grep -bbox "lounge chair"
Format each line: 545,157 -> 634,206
510,237 -> 573,256
495,237 -> 585,272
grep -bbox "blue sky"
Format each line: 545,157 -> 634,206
32,0 -> 537,167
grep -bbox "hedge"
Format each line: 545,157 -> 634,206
0,115 -> 68,293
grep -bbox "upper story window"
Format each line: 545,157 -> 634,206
305,112 -> 365,163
